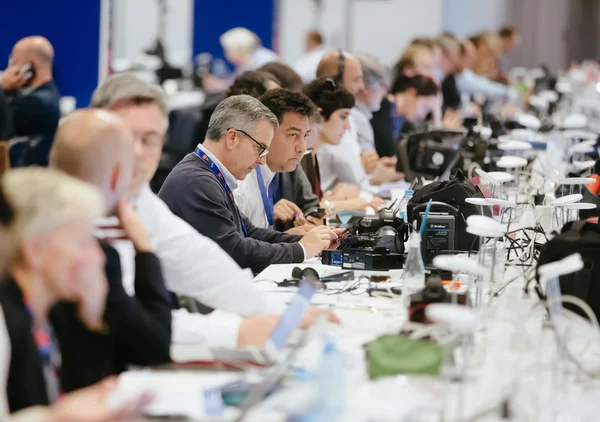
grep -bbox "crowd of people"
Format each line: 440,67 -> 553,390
0,25 -> 523,420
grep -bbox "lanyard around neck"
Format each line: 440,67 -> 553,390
194,148 -> 248,237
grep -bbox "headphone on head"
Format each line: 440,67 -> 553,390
334,48 -> 346,84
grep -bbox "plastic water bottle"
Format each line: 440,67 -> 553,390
302,338 -> 346,422
403,232 -> 426,292
398,189 -> 414,221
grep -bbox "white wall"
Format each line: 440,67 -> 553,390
443,0 -> 510,37
278,0 -> 445,65
112,0 -> 193,65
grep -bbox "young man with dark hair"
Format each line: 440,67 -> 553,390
234,89 -> 323,233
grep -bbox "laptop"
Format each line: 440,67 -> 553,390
172,279 -> 317,367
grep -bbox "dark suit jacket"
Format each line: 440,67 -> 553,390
442,74 -> 461,111
50,241 -> 173,392
5,81 -> 60,167
0,277 -> 49,413
0,89 -> 13,140
158,153 -> 304,274
275,164 -> 320,232
369,97 -> 397,158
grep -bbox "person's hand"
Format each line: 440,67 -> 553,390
305,215 -> 324,226
299,226 -> 337,258
274,199 -> 303,223
369,163 -> 404,185
360,151 -> 379,174
442,109 -> 464,129
117,200 -> 152,252
238,315 -> 280,347
331,183 -> 361,200
299,306 -> 341,328
46,377 -> 152,422
379,156 -> 398,169
500,103 -> 519,119
1,64 -> 29,91
469,102 -> 482,117
286,225 -> 313,235
369,196 -> 387,211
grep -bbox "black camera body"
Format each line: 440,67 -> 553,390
409,276 -> 468,323
339,207 -> 408,254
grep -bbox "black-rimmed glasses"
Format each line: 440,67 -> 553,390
229,128 -> 269,157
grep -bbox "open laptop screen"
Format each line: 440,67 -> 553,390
267,280 -> 315,352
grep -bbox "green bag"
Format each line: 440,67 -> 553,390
365,335 -> 444,379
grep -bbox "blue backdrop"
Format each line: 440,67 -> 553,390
0,0 -> 101,107
192,0 -> 275,63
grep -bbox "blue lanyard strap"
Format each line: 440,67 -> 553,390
194,148 -> 248,237
255,167 -> 275,226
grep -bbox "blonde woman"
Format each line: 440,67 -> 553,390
0,168 -> 149,421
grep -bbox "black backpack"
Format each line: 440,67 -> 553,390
537,221 -> 600,321
407,169 -> 492,252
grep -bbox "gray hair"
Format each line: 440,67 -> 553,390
206,95 -> 278,141
90,73 -> 168,122
356,53 -> 390,90
220,27 -> 260,54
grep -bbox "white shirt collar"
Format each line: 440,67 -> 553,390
195,143 -> 239,190
258,163 -> 277,188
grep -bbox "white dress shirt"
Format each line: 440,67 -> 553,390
352,103 -> 376,152
234,164 -> 276,229
97,182 -> 285,349
317,112 -> 367,192
292,47 -> 327,83
455,69 -> 519,104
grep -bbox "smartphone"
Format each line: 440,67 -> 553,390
19,63 -> 35,87
304,207 -> 326,219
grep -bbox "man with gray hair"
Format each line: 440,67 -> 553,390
159,95 -> 336,274
90,74 -> 340,351
353,53 -> 391,153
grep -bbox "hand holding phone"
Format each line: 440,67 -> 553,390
1,62 -> 34,91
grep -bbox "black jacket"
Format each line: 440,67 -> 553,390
274,164 -> 320,232
50,241 -> 173,392
0,278 -> 48,413
369,97 -> 397,158
5,81 -> 60,167
159,153 -> 304,274
442,74 -> 461,111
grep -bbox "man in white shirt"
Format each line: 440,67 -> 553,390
293,30 -> 328,83
235,88 -> 321,232
89,73 -> 338,349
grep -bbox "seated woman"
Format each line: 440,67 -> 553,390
388,74 -> 440,140
302,79 -> 385,214
0,168 -> 150,420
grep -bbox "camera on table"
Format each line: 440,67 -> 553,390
408,275 -> 468,323
339,203 -> 409,254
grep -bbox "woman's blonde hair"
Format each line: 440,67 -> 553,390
0,168 -> 104,267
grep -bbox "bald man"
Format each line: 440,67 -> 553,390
48,109 -> 173,392
2,36 -> 60,167
316,50 -> 364,96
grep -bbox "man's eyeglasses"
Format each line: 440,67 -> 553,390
229,128 -> 269,157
